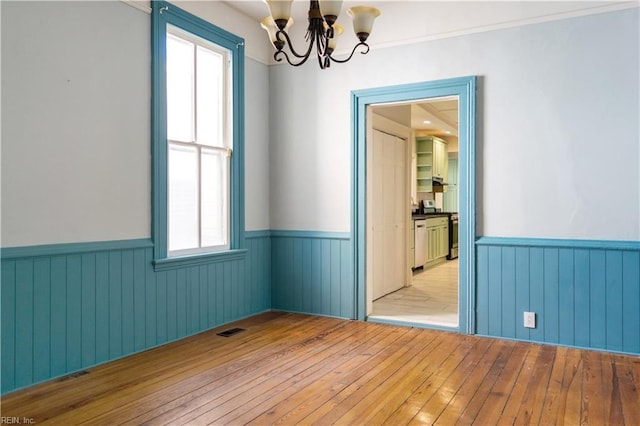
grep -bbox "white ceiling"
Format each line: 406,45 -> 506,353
222,1 -> 636,59
372,98 -> 460,151
373,98 -> 458,134
225,1 -> 636,149
223,1 -> 372,24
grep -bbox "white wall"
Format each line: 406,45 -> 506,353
2,2 -> 638,245
268,8 -> 640,241
1,1 -> 271,247
171,0 -> 272,65
244,58 -> 271,231
1,1 -> 150,247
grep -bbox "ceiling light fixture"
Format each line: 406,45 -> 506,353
260,0 -> 380,69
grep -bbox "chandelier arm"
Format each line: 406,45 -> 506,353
328,42 -> 371,64
273,49 -> 312,67
276,29 -> 314,60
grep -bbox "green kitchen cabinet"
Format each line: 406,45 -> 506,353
425,216 -> 449,267
415,136 -> 448,193
415,137 -> 433,193
443,157 -> 458,212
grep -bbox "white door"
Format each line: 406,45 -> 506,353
370,129 -> 406,300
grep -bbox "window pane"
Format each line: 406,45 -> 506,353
196,46 -> 224,147
169,144 -> 199,251
166,34 -> 194,142
201,148 -> 227,247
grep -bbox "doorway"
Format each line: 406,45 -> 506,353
368,97 -> 460,328
351,77 -> 476,333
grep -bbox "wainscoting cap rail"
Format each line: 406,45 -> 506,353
476,236 -> 640,251
270,230 -> 351,240
1,239 -> 154,260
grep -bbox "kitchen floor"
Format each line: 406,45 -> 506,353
370,259 -> 458,328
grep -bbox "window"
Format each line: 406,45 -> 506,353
166,28 -> 231,255
152,2 -> 245,264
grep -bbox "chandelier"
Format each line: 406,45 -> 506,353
260,0 -> 381,69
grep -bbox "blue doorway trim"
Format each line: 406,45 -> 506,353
351,76 -> 477,333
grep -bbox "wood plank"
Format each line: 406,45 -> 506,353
483,343 -> 540,425
208,325 -> 414,425
606,354 -> 625,425
407,339 -> 505,425
1,260 -> 17,392
617,357 -> 640,424
299,329 -> 457,425
1,313 -> 638,426
3,313 -> 325,421
46,315 -> 334,423
562,349 -> 584,426
512,343 -> 556,424
581,350 -> 605,425
543,248 -> 559,343
539,346 -> 583,425
330,330 -> 447,425
539,346 -> 572,424
361,334 -> 470,424
33,258 -> 52,383
458,341 -> 528,424
139,319 -> 381,425
605,250 -> 624,351
245,324 -> 417,425
622,251 -> 640,353
384,336 -> 493,424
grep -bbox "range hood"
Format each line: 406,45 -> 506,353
432,176 -> 447,193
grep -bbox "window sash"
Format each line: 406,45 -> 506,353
165,28 -> 232,256
167,141 -> 230,256
167,25 -> 233,150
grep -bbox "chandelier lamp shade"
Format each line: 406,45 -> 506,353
260,0 -> 381,69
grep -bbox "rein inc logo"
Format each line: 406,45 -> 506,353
1,418 -> 35,424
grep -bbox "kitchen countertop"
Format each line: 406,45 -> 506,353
412,213 -> 450,220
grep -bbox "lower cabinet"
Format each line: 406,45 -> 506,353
413,216 -> 450,269
425,217 -> 449,265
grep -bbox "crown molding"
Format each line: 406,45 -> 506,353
120,0 -> 152,14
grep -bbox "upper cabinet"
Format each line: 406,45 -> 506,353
443,157 -> 458,212
415,136 -> 448,192
415,137 -> 433,193
433,138 -> 448,180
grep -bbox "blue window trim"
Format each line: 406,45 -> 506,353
151,1 -> 245,269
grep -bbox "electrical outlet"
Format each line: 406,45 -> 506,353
524,311 -> 536,328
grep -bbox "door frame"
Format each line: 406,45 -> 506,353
351,76 -> 477,333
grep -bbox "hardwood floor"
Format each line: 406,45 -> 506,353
3,312 -> 639,425
371,259 -> 458,327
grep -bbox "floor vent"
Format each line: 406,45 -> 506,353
217,327 -> 246,337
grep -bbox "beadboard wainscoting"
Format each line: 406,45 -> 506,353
4,232 -> 639,394
270,231 -> 354,319
1,232 -> 271,394
476,237 -> 640,355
